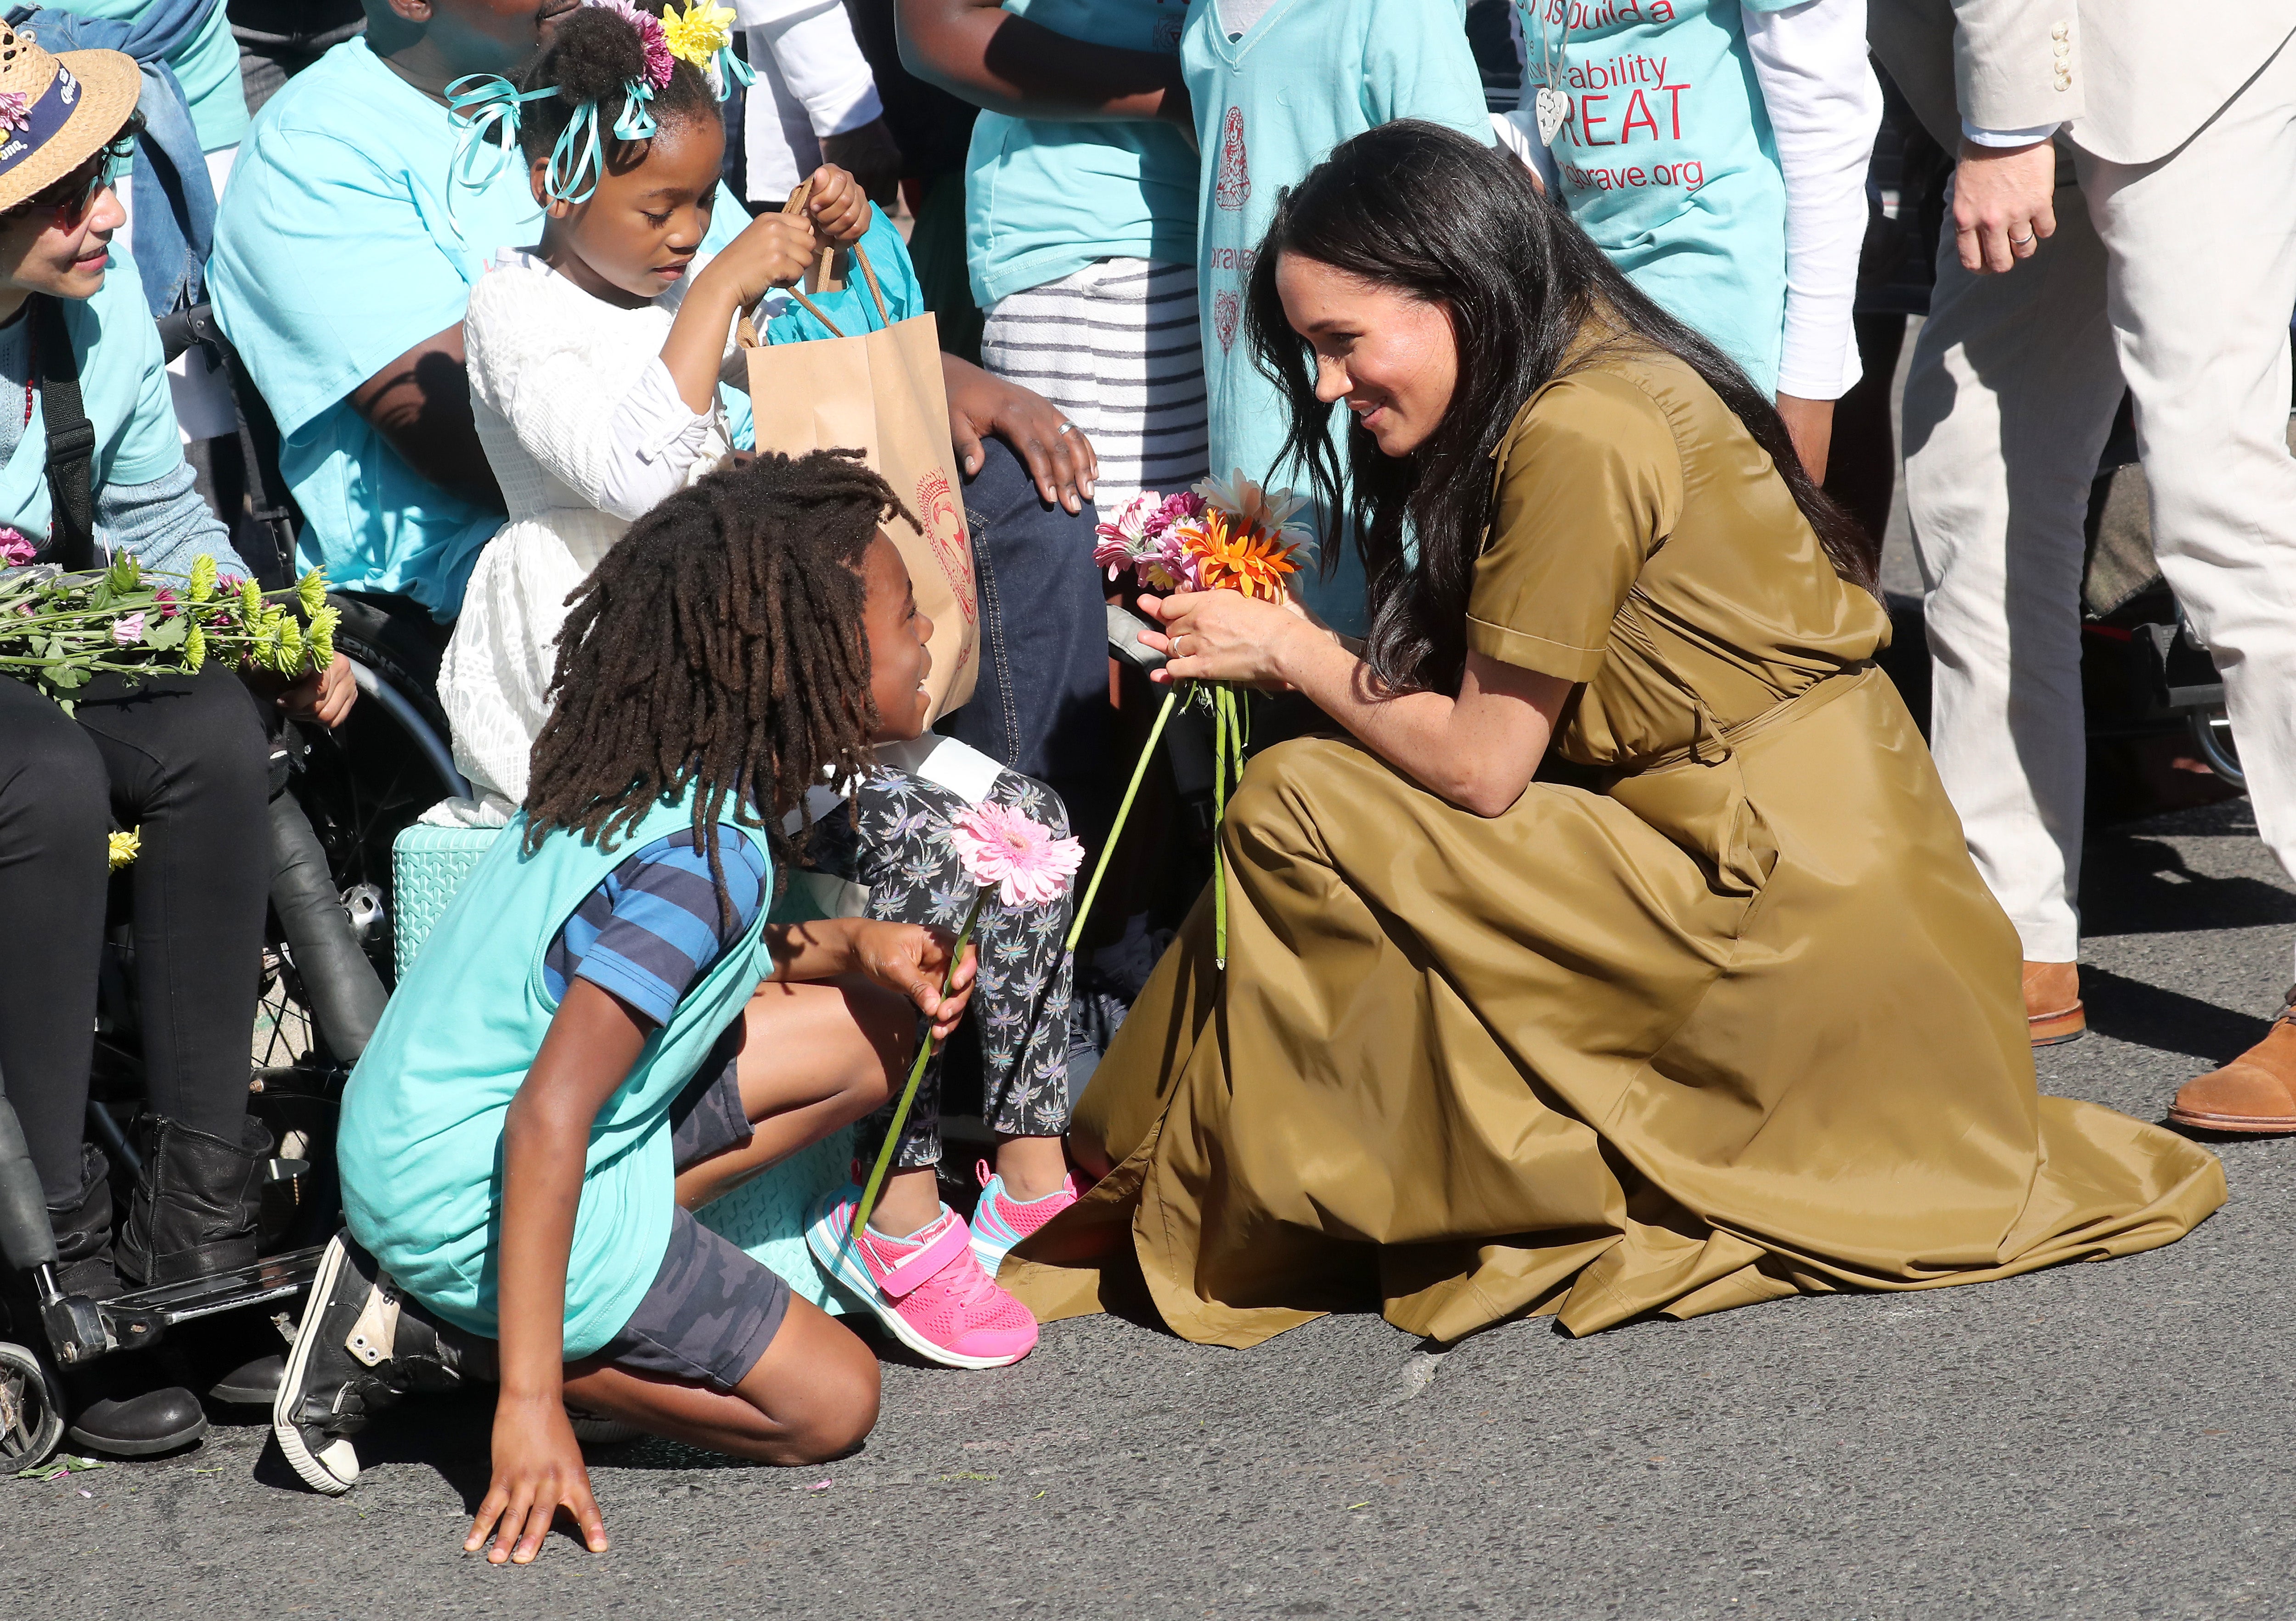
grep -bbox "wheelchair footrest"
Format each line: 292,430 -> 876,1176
96,1244 -> 325,1346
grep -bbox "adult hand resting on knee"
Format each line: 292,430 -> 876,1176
942,355 -> 1098,513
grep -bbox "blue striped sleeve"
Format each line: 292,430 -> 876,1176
542,827 -> 768,1024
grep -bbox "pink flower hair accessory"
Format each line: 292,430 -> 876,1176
947,801 -> 1084,908
586,0 -> 675,88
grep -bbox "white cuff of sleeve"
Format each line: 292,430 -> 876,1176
759,0 -> 884,139
1961,118 -> 2061,147
597,358 -> 716,523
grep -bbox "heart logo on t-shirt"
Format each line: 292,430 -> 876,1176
1214,291 -> 1240,354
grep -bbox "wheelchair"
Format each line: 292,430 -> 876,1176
0,312 -> 467,1469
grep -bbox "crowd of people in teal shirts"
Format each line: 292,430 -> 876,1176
0,0 -> 1902,1558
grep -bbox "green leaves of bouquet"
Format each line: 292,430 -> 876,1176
0,541 -> 338,715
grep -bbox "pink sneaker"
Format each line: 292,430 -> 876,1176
806,1189 -> 1040,1369
969,1161 -> 1079,1276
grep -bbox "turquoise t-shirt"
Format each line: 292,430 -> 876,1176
963,0 -> 1198,307
68,0 -> 251,152
1182,0 -> 1491,635
210,39 -> 754,620
339,797 -> 775,1357
1515,0 -> 1789,396
0,240 -> 186,542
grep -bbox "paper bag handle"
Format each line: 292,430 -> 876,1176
774,181 -> 891,338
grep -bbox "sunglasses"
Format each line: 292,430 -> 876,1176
7,130 -> 135,228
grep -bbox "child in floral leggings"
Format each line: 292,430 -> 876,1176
802,552 -> 1082,1370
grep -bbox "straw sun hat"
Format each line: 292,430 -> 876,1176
0,22 -> 139,214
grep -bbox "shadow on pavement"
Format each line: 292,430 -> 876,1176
2078,966 -> 2271,1064
2077,836 -> 2296,936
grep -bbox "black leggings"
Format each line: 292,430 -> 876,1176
0,670 -> 268,1204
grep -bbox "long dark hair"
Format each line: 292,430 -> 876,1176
525,450 -> 908,924
1244,120 -> 1878,697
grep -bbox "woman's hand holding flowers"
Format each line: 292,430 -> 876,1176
1136,587 -> 1322,692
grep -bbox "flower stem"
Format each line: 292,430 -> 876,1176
1212,686 -> 1228,968
846,885 -> 990,1244
1063,685 -> 1180,953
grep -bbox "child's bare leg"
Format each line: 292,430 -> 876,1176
870,1165 -> 942,1236
993,1135 -> 1070,1199
560,1295 -> 878,1465
675,976 -> 917,1210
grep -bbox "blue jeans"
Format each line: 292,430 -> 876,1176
936,436 -> 1111,835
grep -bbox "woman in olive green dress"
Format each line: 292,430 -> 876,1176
1001,122 -> 2223,1348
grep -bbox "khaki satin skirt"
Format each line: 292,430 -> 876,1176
1003,674 -> 2224,1345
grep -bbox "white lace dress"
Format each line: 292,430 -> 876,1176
439,249 -> 741,807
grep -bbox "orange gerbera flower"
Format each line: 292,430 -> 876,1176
1178,509 -> 1302,602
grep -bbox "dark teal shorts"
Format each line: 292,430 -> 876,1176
597,1028 -> 791,1391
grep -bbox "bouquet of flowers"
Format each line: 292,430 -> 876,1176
0,546 -> 339,716
1072,473 -> 1313,967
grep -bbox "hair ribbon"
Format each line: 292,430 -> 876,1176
445,73 -> 557,231
548,75 -> 657,205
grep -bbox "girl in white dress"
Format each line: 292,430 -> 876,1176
440,0 -> 868,806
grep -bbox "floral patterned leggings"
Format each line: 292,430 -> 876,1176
803,764 -> 1075,1170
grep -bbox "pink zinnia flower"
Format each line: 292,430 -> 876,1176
588,0 -> 675,88
154,587 -> 179,619
0,91 -> 28,136
0,527 -> 33,567
947,802 -> 1084,907
1150,489 -> 1205,535
112,612 -> 146,646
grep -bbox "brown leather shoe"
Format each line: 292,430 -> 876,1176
2171,990 -> 2296,1134
2023,961 -> 2086,1046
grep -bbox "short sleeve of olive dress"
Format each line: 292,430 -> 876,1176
1002,346 -> 2223,1351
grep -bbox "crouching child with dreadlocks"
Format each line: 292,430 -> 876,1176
270,452 -> 977,1564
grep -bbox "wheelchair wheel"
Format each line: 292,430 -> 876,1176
0,1340 -> 65,1469
252,923 -> 322,1077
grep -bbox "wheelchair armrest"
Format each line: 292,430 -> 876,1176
1108,603 -> 1168,675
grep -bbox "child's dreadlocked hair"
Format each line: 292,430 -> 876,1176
523,450 -> 919,926
516,2 -> 719,174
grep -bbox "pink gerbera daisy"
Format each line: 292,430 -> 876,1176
947,802 -> 1085,907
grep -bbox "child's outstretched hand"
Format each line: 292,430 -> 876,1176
803,162 -> 872,248
851,919 -> 978,1042
701,211 -> 821,307
467,1396 -> 609,1565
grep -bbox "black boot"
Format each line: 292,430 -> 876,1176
3,1145 -> 208,1458
117,1116 -> 271,1288
273,1231 -> 465,1495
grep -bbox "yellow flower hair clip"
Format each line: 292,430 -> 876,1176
661,2 -> 736,69
658,1 -> 751,98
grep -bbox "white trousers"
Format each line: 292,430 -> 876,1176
1903,35 -> 2296,964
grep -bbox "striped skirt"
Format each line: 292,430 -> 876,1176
980,258 -> 1210,507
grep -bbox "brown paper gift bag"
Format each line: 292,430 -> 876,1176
740,218 -> 979,722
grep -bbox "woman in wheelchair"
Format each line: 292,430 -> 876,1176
0,29 -> 353,1458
